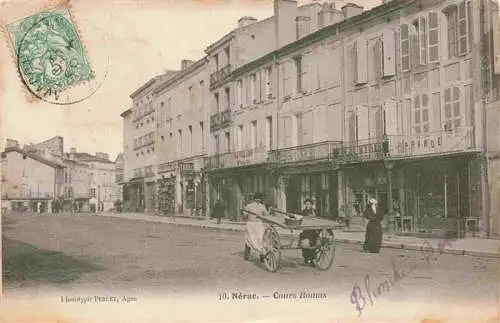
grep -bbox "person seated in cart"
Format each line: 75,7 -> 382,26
243,192 -> 269,262
299,198 -> 320,265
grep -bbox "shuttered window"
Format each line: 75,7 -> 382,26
413,94 -> 430,134
382,30 -> 396,77
400,24 -> 410,72
294,56 -> 303,94
282,116 -> 293,147
446,7 -> 458,58
236,80 -> 243,108
415,17 -> 428,65
458,1 -> 469,56
282,61 -> 293,98
348,111 -> 357,143
357,107 -> 370,141
444,86 -> 461,131
301,53 -> 311,93
355,38 -> 368,84
384,99 -> 399,136
374,107 -> 384,138
264,67 -> 272,99
428,12 -> 440,63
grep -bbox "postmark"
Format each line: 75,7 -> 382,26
2,0 -> 108,105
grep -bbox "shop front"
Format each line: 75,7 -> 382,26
341,154 -> 482,237
157,175 -> 175,215
123,180 -> 144,212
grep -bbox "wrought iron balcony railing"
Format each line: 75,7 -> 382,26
210,109 -> 232,131
268,141 -> 342,164
204,146 -> 268,170
209,64 -> 231,89
144,165 -> 155,177
133,168 -> 143,178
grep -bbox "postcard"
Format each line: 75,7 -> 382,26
1,0 -> 499,322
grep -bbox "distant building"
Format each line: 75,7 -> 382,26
66,149 -> 120,212
1,139 -> 64,212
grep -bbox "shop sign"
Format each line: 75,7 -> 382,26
336,142 -> 385,163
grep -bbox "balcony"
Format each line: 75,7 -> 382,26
210,109 -> 232,131
144,165 -> 155,177
210,64 -> 231,89
331,138 -> 388,164
268,141 -> 342,165
204,146 -> 268,171
157,161 -> 178,174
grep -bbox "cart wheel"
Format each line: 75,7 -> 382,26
262,226 -> 281,272
312,229 -> 335,271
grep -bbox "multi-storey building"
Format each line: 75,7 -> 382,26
154,59 -> 209,216
202,0 -> 500,237
62,156 -> 91,212
1,139 -> 65,212
122,71 -> 178,212
66,149 -> 120,212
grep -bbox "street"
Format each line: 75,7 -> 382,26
2,212 -> 499,319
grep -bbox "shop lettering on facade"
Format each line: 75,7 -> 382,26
394,135 -> 443,156
336,142 -> 386,163
276,145 -> 330,163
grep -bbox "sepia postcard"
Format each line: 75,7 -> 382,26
0,0 -> 499,322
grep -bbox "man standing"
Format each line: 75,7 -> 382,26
243,192 -> 269,261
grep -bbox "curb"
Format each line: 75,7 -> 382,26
165,220 -> 500,259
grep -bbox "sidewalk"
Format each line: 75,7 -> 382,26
99,212 -> 500,258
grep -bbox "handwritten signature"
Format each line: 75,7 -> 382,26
350,239 -> 454,316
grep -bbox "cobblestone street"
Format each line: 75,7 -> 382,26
3,212 -> 498,320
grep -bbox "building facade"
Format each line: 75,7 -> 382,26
62,157 -> 91,212
154,59 -> 209,217
202,0 -> 500,237
1,139 -> 64,212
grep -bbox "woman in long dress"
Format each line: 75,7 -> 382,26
363,198 -> 384,253
243,192 -> 268,261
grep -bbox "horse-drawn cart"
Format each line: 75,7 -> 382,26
241,208 -> 337,272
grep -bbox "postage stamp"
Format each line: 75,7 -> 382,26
1,0 -> 108,105
6,6 -> 94,100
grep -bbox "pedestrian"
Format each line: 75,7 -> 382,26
362,198 -> 384,253
299,198 -> 319,265
243,192 -> 269,262
211,198 -> 225,224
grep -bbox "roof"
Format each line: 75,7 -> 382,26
70,152 -> 116,164
230,0 -> 415,80
154,57 -> 209,95
129,71 -> 179,99
3,147 -> 65,168
120,108 -> 132,118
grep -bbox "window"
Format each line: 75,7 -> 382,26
413,17 -> 428,65
178,129 -> 183,155
237,125 -> 244,150
414,94 -> 430,134
90,188 -> 96,198
265,67 -> 272,99
236,80 -> 243,108
199,122 -> 205,152
293,56 -> 302,93
458,1 -> 470,56
250,74 -> 256,103
214,134 -> 220,154
225,131 -> 231,153
348,111 -> 358,143
266,116 -> 273,148
444,87 -> 461,131
188,86 -> 194,111
400,24 -> 410,71
214,93 -> 220,113
224,46 -> 230,65
224,87 -> 230,110
428,12 -> 440,62
251,121 -> 257,149
188,125 -> 193,154
355,38 -> 368,84
446,7 -> 458,58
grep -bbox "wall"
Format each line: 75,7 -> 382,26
234,17 -> 276,70
2,151 -> 56,199
155,63 -> 209,164
122,112 -> 135,182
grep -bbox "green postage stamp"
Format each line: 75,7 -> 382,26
5,3 -> 94,102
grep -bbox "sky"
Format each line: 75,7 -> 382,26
1,0 -> 382,160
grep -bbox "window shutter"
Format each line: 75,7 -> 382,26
283,61 -> 292,97
411,29 -> 420,69
384,99 -> 399,136
313,106 -> 328,142
356,38 -> 368,84
374,107 -> 384,138
245,77 -> 251,106
269,66 -> 276,98
419,16 -> 428,65
348,111 -> 357,143
301,110 -> 313,145
458,1 -> 469,56
428,12 -> 440,63
301,53 -> 311,93
400,24 -> 410,72
383,29 -> 396,77
282,116 -> 292,147
254,72 -> 261,103
357,106 -> 370,141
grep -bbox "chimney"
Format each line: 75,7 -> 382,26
238,16 -> 257,28
274,0 -> 298,49
296,16 -> 311,39
181,60 -> 194,70
70,147 -> 76,154
341,3 -> 363,19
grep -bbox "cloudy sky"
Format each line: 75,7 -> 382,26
1,0 -> 381,160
